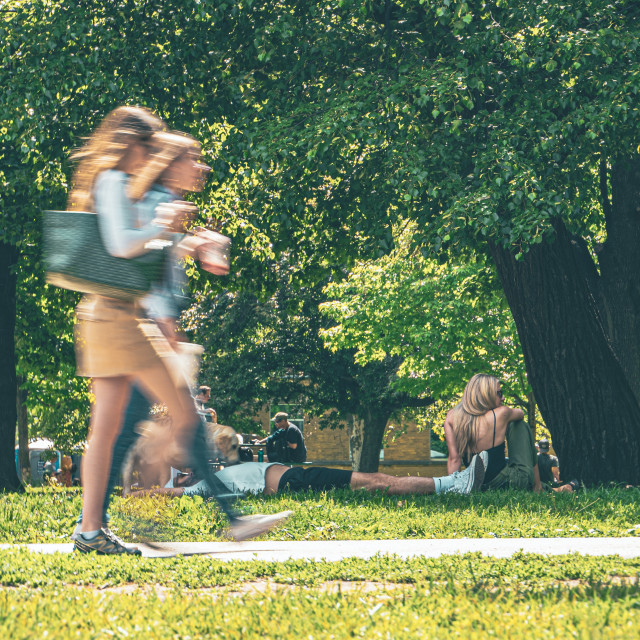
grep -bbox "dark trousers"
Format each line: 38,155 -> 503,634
102,386 -> 149,519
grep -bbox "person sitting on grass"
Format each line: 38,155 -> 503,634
537,438 -> 560,486
129,449 -> 489,499
443,373 -> 578,493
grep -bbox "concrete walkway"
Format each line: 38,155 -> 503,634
1,537 -> 638,560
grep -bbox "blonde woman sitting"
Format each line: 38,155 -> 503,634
444,374 -> 576,493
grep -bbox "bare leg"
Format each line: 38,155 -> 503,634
81,377 -> 131,532
350,472 -> 436,495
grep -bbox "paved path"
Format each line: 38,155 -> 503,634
1,537 -> 638,560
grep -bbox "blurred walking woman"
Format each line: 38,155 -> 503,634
444,374 -> 544,491
69,106 -> 200,554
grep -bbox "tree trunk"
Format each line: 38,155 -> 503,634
348,406 -> 392,472
595,158 -> 640,405
527,392 -> 537,442
490,219 -> 640,485
347,415 -> 365,470
0,242 -> 22,491
16,375 -> 30,484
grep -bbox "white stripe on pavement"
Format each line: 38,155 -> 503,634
0,537 -> 637,560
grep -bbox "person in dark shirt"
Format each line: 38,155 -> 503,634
277,412 -> 307,463
537,438 -> 560,485
257,412 -> 307,463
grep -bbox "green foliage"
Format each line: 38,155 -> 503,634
203,0 -> 640,262
321,223 -> 526,406
184,260 -> 427,445
15,248 -> 90,449
3,0 -> 640,461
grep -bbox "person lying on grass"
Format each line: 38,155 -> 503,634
129,450 -> 489,499
444,373 -> 578,494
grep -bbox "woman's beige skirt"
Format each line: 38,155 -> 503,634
74,295 -> 174,378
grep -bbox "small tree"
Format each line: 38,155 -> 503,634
320,224 -> 537,437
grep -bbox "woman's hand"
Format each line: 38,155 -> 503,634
192,227 -> 231,275
175,230 -> 231,275
153,201 -> 197,232
196,241 -> 230,275
175,233 -> 204,259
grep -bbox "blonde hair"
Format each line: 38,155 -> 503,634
451,374 -> 501,461
128,131 -> 201,201
67,106 -> 164,211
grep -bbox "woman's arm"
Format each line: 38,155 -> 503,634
443,412 -> 462,474
506,406 -> 525,422
532,463 -> 543,492
95,171 -> 170,258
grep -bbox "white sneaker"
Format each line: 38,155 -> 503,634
229,511 -> 293,541
448,451 -> 488,494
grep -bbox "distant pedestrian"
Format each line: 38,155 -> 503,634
195,385 -> 217,423
42,453 -> 57,483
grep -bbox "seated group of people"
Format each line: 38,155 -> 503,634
133,373 -> 576,502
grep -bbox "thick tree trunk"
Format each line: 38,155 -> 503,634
348,406 -> 392,472
595,158 -> 640,404
490,219 -> 640,485
16,375 -> 30,483
0,242 -> 22,491
527,392 -> 537,442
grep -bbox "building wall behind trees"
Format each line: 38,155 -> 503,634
248,406 -> 447,477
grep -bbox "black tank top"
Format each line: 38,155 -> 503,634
463,409 -> 506,485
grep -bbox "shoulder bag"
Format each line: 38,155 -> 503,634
43,210 -> 166,300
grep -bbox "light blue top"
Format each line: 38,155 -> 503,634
94,169 -> 185,318
94,170 -> 169,258
134,184 -> 187,320
214,462 -> 285,494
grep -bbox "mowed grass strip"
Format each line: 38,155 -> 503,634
1,486 -> 640,543
3,490 -> 639,638
0,549 -> 639,589
1,579 -> 639,639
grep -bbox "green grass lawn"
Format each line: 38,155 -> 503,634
2,485 -> 639,543
1,487 -> 639,638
